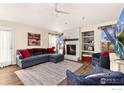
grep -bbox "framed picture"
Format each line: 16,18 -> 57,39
28,32 -> 40,46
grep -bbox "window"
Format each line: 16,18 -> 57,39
101,28 -> 115,52
0,29 -> 12,67
48,34 -> 57,48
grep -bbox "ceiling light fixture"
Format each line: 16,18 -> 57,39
65,22 -> 68,24
54,3 -> 70,15
81,17 -> 85,27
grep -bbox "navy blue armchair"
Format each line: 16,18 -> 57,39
92,52 -> 110,69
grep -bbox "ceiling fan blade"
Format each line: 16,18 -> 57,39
56,10 -> 70,14
54,3 -> 70,14
55,3 -> 57,10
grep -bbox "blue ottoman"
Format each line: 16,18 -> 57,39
49,54 -> 64,63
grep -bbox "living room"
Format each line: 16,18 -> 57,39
0,2 -> 124,90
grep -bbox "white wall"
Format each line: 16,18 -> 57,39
0,20 -> 51,64
64,28 -> 80,39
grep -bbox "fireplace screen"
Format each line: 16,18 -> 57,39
67,45 -> 76,55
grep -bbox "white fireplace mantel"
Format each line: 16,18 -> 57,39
63,28 -> 81,61
64,40 -> 80,61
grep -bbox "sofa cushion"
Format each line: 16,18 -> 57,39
42,49 -> 48,54
33,48 -> 42,53
66,70 -> 80,85
49,54 -> 63,58
27,48 -> 34,55
22,54 -> 49,62
78,77 -> 96,85
66,70 -> 96,85
19,49 -> 30,58
33,52 -> 42,56
66,70 -> 124,85
47,48 -> 54,54
85,73 -> 108,84
27,48 -> 48,56
90,66 -> 111,74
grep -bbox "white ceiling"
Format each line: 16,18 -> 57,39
0,3 -> 124,32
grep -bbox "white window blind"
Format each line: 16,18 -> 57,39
0,30 -> 12,67
48,34 -> 57,48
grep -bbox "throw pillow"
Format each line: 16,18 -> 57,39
19,49 -> 30,58
47,48 -> 54,54
102,51 -> 109,56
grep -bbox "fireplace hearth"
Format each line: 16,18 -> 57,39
67,45 -> 76,55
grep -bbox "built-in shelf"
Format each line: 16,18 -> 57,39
82,50 -> 94,52
82,31 -> 94,52
83,43 -> 94,45
64,38 -> 79,41
82,36 -> 94,38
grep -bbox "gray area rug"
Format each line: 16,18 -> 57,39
15,60 -> 83,85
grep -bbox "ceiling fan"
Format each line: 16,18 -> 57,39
54,3 -> 70,14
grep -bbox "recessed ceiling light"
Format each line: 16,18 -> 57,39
65,22 -> 68,24
82,17 -> 85,20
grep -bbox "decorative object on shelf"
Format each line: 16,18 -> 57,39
88,46 -> 93,51
82,31 -> 94,61
82,31 -> 94,51
28,32 -> 40,46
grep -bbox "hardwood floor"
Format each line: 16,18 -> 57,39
0,65 -> 23,85
0,61 -> 91,85
59,62 -> 91,85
